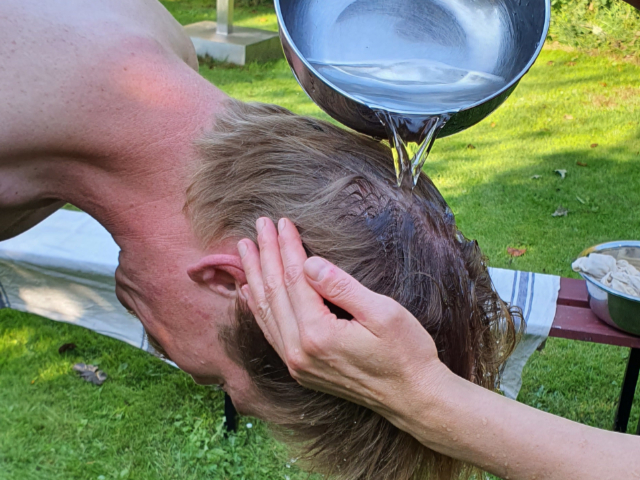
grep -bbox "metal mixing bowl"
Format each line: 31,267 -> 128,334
275,0 -> 551,142
576,241 -> 640,336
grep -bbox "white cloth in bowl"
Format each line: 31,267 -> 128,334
572,253 -> 640,298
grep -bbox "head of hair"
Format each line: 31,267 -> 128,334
185,99 -> 521,480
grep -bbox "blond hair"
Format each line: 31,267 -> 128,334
186,99 -> 520,480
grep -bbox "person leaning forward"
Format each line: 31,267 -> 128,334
5,1 -> 633,480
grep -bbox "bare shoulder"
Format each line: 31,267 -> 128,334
0,0 -> 200,163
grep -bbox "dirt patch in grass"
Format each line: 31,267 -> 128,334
587,86 -> 640,110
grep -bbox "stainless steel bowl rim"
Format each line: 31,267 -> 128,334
577,240 -> 640,304
274,0 -> 551,117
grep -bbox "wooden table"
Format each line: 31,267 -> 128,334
224,278 -> 640,433
552,278 -> 640,434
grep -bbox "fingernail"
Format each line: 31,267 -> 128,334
278,218 -> 286,233
305,257 -> 328,282
256,218 -> 266,233
237,241 -> 247,259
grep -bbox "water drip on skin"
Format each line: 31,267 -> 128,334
375,110 -> 448,189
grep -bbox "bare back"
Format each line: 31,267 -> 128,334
0,0 -> 202,239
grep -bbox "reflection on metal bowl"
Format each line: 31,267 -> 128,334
275,0 -> 551,141
576,241 -> 640,337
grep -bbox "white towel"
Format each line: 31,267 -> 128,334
491,269 -> 560,399
0,210 -> 559,399
0,210 -> 151,352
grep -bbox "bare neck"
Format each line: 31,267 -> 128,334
55,80 -> 225,256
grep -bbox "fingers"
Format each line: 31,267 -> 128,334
238,237 -> 286,357
276,218 -> 328,321
303,256 -> 402,335
254,218 -> 301,346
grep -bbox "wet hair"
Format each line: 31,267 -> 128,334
185,99 -> 521,480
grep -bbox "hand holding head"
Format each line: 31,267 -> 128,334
238,217 -> 447,419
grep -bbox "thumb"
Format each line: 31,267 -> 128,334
303,257 -> 395,325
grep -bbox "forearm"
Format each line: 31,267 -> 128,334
393,371 -> 640,480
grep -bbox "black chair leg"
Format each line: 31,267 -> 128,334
614,348 -> 640,433
224,393 -> 238,432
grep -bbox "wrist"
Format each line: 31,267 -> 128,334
386,360 -> 459,443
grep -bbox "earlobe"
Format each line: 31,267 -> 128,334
187,255 -> 247,298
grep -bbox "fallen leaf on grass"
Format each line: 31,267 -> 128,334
577,161 -> 588,167
564,114 -> 574,120
552,206 -> 569,217
507,247 -> 527,257
467,144 -> 476,150
491,122 -> 497,128
555,169 -> 567,179
59,343 -> 77,354
600,82 -> 607,87
590,143 -> 599,148
73,363 -> 107,386
531,174 -> 542,179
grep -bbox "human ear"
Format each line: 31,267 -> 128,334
187,255 -> 247,298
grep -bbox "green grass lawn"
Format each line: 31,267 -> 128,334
2,3 -> 640,479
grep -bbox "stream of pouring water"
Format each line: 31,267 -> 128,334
375,110 -> 448,189
309,59 -> 507,188
374,110 -> 448,188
